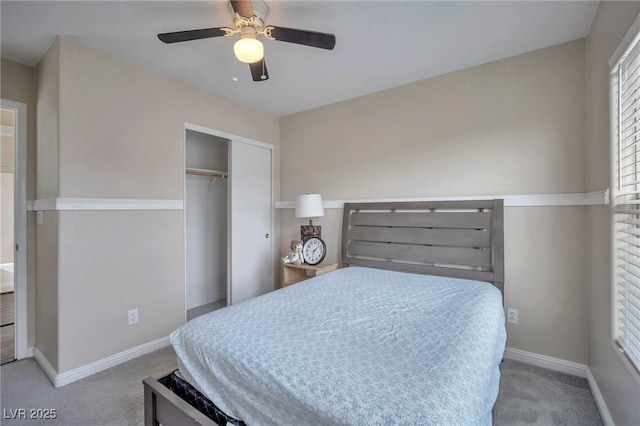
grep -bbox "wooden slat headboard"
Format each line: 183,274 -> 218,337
341,200 -> 504,293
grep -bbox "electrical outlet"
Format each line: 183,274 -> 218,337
507,308 -> 518,324
128,309 -> 139,325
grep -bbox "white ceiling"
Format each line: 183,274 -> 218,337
1,1 -> 598,117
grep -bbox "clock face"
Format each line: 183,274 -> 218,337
302,237 -> 326,265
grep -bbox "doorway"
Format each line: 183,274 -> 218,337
1,107 -> 16,363
1,99 -> 27,363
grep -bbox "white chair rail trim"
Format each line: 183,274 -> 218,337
27,191 -> 607,211
276,189 -> 609,209
30,198 -> 183,211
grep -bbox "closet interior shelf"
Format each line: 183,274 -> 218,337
186,167 -> 228,178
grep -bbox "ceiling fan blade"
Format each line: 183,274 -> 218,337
158,28 -> 231,44
249,59 -> 269,82
266,26 -> 336,50
230,0 -> 254,19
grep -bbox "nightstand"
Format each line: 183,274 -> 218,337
280,263 -> 338,288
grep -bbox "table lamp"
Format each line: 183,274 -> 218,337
295,193 -> 324,242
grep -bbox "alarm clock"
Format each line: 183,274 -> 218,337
302,237 -> 326,266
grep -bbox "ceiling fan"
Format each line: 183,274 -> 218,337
157,0 -> 336,82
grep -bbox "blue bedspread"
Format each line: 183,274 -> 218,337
171,266 -> 506,425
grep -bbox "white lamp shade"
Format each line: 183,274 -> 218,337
233,37 -> 264,64
295,194 -> 325,218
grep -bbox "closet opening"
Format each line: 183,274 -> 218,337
185,129 -> 229,321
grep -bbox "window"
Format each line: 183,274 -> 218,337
612,17 -> 640,372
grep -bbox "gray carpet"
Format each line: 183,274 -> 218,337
496,360 -> 602,426
0,349 -> 603,425
0,346 -> 177,426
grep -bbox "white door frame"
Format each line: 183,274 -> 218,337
182,122 -> 274,317
1,99 -> 28,359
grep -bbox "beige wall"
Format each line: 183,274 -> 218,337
57,211 -> 183,372
57,37 -> 275,199
280,40 -> 589,363
39,37 -> 279,373
1,58 -> 38,348
281,40 -> 586,200
585,2 -> 640,425
36,42 -> 59,200
35,211 -> 59,369
35,41 -> 61,367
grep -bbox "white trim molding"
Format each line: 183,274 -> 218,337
276,190 -> 609,209
185,122 -> 275,151
504,347 -> 588,378
33,348 -> 59,386
33,336 -> 171,388
31,198 -> 183,211
586,369 -> 615,426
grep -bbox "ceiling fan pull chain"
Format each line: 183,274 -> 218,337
232,55 -> 239,82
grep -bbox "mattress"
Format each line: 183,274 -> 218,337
161,370 -> 246,426
171,266 -> 506,425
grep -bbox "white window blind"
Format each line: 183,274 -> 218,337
614,29 -> 640,372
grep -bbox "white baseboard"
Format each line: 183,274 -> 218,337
586,369 -> 615,426
33,347 -> 59,386
33,336 -> 171,387
504,347 -> 588,378
26,346 -> 34,357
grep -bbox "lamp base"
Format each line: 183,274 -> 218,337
300,225 -> 321,243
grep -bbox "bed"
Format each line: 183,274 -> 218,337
144,199 -> 505,426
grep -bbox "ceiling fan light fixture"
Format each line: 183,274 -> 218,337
234,34 -> 264,64
158,0 -> 335,82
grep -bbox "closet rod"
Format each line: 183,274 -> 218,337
186,167 -> 228,179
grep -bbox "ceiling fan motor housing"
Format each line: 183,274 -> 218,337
239,26 -> 258,39
229,0 -> 269,30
